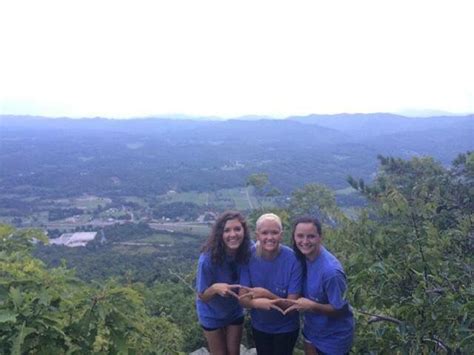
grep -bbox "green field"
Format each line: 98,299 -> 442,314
150,223 -> 210,237
123,196 -> 148,207
158,187 -> 272,211
162,191 -> 209,205
111,244 -> 159,255
335,187 -> 357,195
73,196 -> 112,209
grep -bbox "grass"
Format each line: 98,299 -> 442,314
73,196 -> 112,209
158,187 -> 269,211
151,223 -> 210,237
135,233 -> 176,243
335,187 -> 357,195
123,196 -> 148,207
209,188 -> 253,210
162,191 -> 209,205
111,244 -> 159,255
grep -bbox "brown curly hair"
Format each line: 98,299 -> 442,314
201,210 -> 251,265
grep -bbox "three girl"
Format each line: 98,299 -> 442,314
196,211 -> 354,355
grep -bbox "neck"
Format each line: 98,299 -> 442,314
306,246 -> 322,262
261,246 -> 280,260
226,247 -> 237,257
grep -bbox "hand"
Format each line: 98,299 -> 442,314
282,297 -> 316,315
271,298 -> 295,311
212,283 -> 242,299
252,298 -> 285,314
238,287 -> 272,300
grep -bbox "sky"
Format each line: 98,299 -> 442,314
1,0 -> 473,119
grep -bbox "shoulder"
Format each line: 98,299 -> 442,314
280,245 -> 296,256
198,252 -> 212,265
250,243 -> 257,253
320,248 -> 345,279
280,245 -> 298,261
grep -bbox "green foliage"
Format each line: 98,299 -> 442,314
246,173 -> 269,190
339,153 -> 474,353
146,281 -> 202,353
0,225 -> 185,354
2,150 -> 473,353
153,201 -> 203,220
34,223 -> 205,284
288,183 -> 346,225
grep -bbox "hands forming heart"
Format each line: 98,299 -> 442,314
237,295 -> 303,315
269,298 -> 300,315
266,298 -> 314,315
278,298 -> 316,314
213,283 -> 244,298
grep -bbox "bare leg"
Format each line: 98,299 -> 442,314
225,324 -> 243,355
203,328 -> 227,355
304,341 -> 318,355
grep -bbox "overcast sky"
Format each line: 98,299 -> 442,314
1,0 -> 473,118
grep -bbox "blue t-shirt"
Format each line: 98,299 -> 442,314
195,252 -> 244,329
240,245 -> 302,333
303,246 -> 354,354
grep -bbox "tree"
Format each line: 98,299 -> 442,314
339,153 -> 474,353
0,224 -> 185,354
246,173 -> 270,198
288,183 -> 344,225
246,173 -> 269,190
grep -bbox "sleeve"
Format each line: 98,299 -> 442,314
288,257 -> 303,295
196,254 -> 214,294
239,263 -> 251,287
324,270 -> 349,310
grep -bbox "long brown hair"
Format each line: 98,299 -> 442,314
202,210 -> 251,265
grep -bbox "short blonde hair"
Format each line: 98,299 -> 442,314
256,213 -> 282,231
255,213 -> 282,257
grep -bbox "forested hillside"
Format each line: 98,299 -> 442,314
1,114 -> 473,199
1,152 -> 472,354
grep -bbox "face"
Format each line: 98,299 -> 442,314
222,218 -> 245,254
256,219 -> 282,256
293,222 -> 321,260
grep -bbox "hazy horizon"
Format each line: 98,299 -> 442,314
1,1 -> 473,119
2,110 -> 474,121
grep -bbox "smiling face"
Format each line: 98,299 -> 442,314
293,222 -> 322,261
256,218 -> 282,258
222,218 -> 245,255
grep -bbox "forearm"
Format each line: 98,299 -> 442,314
239,295 -> 253,309
239,287 -> 279,309
259,289 -> 279,300
309,301 -> 343,317
198,284 -> 217,302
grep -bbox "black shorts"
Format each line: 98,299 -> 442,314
200,316 -> 245,332
252,327 -> 299,355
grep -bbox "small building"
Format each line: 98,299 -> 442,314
49,232 -> 97,247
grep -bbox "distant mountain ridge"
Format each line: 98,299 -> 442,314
1,113 -> 472,197
286,113 -> 474,137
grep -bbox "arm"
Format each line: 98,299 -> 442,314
196,254 -> 240,302
280,292 -> 300,309
274,255 -> 302,309
283,297 -> 345,316
199,283 -> 241,302
285,272 -> 349,316
238,286 -> 282,309
240,286 -> 279,300
240,254 -> 302,309
239,287 -> 286,312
